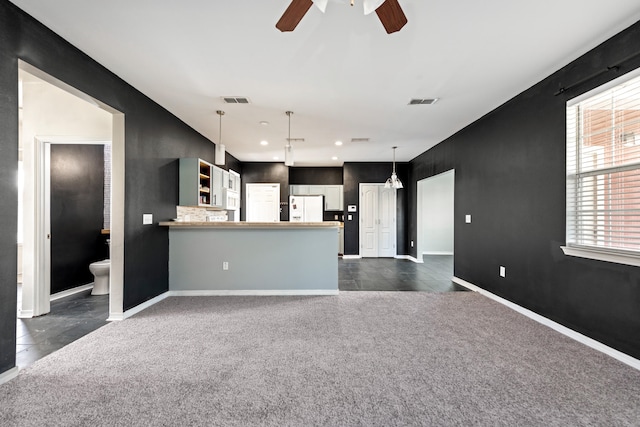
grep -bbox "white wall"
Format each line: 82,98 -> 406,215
419,170 -> 454,255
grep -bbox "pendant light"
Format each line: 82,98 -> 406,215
215,110 -> 226,165
384,146 -> 403,189
284,111 -> 294,166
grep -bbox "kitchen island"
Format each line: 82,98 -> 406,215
160,221 -> 340,295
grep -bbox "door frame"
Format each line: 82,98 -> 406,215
18,60 -> 125,321
417,169 -> 455,262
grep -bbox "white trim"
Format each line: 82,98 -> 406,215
567,65 -> 640,106
50,284 -> 93,301
17,309 -> 34,319
396,255 -> 422,263
169,289 -> 339,297
423,251 -> 454,256
107,291 -> 171,321
341,255 -> 362,260
452,276 -> 640,372
0,367 -> 19,386
561,246 -> 640,267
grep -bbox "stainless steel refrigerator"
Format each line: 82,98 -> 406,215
289,195 -> 324,222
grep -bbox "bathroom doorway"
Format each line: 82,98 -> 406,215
17,61 -> 125,325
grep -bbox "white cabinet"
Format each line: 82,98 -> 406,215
324,185 -> 343,211
290,184 -> 343,211
210,166 -> 224,208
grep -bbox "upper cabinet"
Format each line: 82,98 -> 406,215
290,184 -> 343,211
179,158 -> 214,207
179,158 -> 230,209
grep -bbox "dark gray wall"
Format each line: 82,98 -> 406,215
408,20 -> 640,358
343,162 -> 408,256
289,167 -> 343,185
50,144 -> 105,293
0,1 -> 239,374
241,163 -> 290,221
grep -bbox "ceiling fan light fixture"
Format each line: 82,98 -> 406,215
363,0 -> 385,15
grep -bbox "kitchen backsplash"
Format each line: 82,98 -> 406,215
176,206 -> 228,222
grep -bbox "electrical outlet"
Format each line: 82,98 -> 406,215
411,240 -> 414,247
499,266 -> 506,278
465,214 -> 472,224
143,213 -> 153,225
223,261 -> 229,270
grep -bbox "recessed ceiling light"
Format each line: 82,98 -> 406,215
259,121 -> 269,126
260,140 -> 269,146
332,156 -> 338,161
335,140 -> 343,146
273,156 -> 279,160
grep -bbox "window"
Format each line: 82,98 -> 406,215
563,69 -> 640,266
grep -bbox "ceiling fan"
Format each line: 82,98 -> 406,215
276,0 -> 407,34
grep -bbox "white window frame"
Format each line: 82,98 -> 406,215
562,67 -> 640,267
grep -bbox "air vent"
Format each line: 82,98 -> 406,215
351,138 -> 370,143
409,98 -> 439,105
222,96 -> 251,104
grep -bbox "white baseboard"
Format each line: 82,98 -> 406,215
169,289 -> 339,297
452,276 -> 640,372
341,255 -> 361,260
0,367 -> 19,386
396,255 -> 422,263
50,284 -> 93,301
108,291 -> 171,321
423,251 -> 454,256
17,309 -> 34,319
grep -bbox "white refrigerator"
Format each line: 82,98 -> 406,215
289,195 -> 324,222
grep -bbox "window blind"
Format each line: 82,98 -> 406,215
566,72 -> 640,255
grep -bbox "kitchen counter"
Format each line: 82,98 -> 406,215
159,221 -> 340,229
162,221 -> 339,295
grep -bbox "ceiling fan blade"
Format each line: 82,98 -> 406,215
375,0 -> 407,34
276,0 -> 314,32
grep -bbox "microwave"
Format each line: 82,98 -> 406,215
223,188 -> 239,211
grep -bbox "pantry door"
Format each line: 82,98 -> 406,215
246,183 -> 280,222
360,184 -> 396,257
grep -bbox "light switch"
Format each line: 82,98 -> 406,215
143,213 -> 153,225
348,214 -> 353,221
465,214 -> 472,224
499,266 -> 506,278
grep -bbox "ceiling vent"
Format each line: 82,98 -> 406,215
222,96 -> 251,104
351,138 -> 370,143
409,98 -> 439,105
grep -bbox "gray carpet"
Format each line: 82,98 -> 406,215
1,292 -> 639,426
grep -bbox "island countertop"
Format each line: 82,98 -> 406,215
159,221 -> 341,229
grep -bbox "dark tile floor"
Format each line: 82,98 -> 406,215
16,288 -> 109,369
14,255 -> 464,368
339,255 -> 467,292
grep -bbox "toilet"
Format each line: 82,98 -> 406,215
89,259 -> 110,295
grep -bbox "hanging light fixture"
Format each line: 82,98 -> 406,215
384,146 -> 403,189
215,110 -> 226,165
284,111 -> 294,166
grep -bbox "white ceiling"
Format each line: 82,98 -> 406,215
10,0 -> 640,165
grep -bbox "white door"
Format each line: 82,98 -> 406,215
360,184 -> 396,257
246,183 -> 280,222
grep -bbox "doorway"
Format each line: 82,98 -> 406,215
359,184 -> 397,257
246,184 -> 280,222
18,61 -> 125,322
